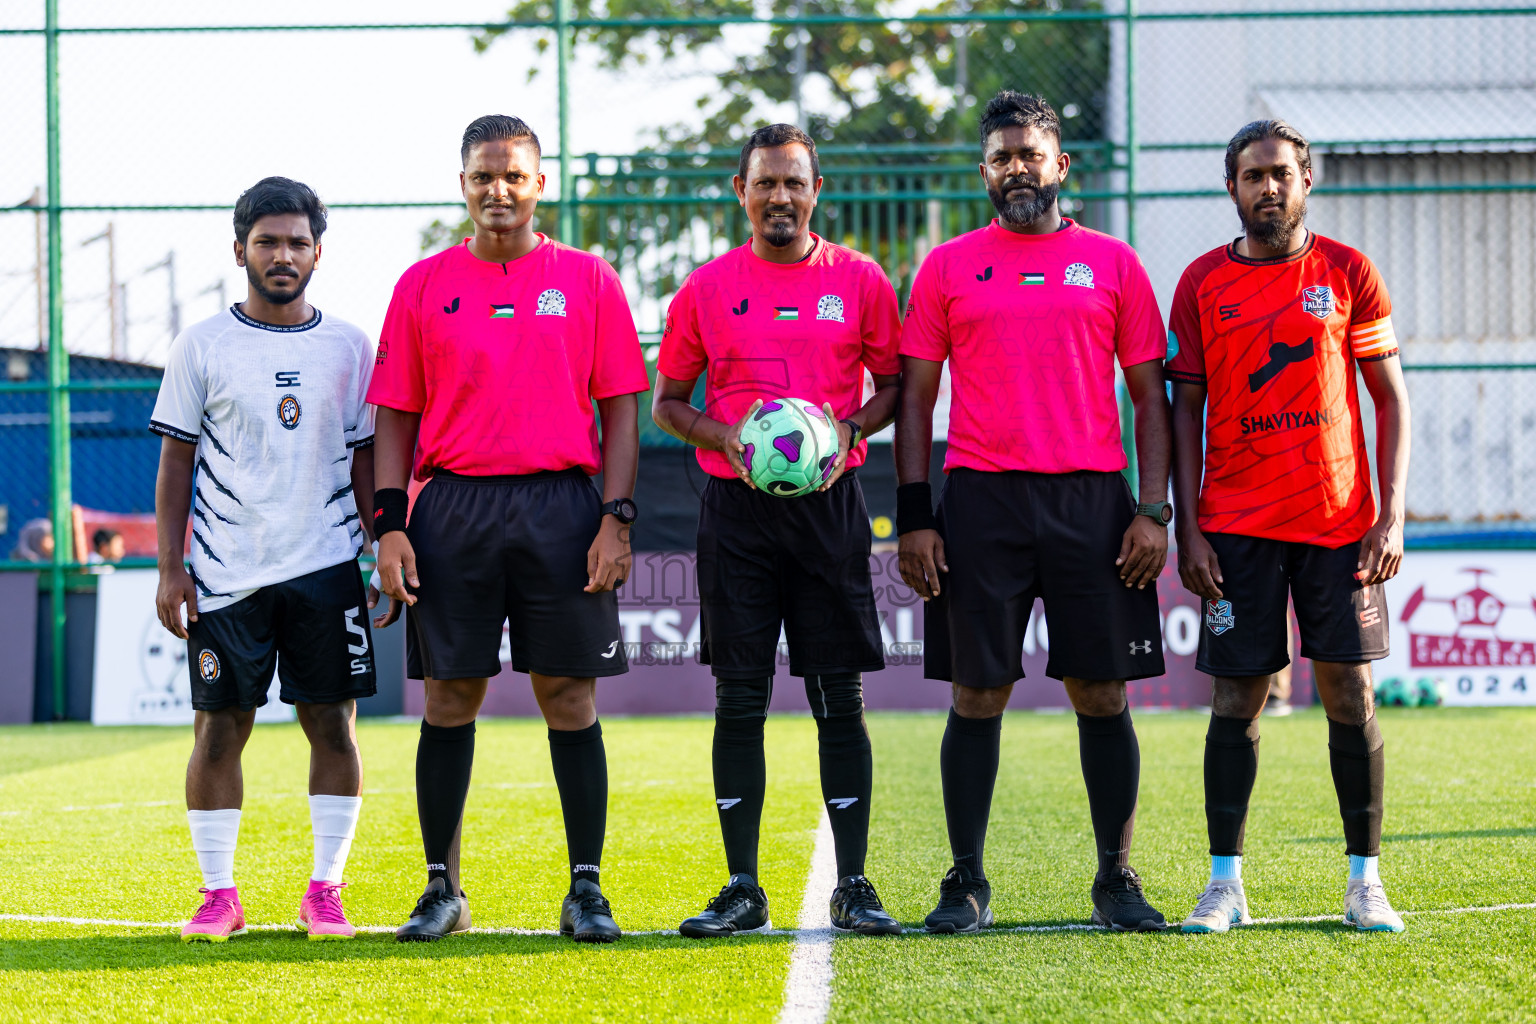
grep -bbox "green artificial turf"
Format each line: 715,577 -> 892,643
0,708 -> 1531,1022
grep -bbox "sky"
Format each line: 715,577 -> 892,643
0,0 -> 774,363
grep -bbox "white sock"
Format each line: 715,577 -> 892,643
1349,854 -> 1380,883
188,808 -> 241,890
1211,855 -> 1242,883
310,794 -> 362,883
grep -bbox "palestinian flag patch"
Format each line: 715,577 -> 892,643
1018,272 -> 1045,286
489,304 -> 515,318
774,307 -> 799,321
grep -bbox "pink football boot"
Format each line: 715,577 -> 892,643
181,887 -> 247,943
297,881 -> 356,940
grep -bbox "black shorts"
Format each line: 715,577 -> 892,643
1197,532 -> 1389,676
404,468 -> 626,681
188,560 -> 377,712
696,473 -> 884,680
924,468 -> 1165,686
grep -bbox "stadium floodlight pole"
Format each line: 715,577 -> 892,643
555,0 -> 575,244
45,0 -> 71,720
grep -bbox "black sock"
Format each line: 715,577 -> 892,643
549,720 -> 608,890
816,712 -> 872,879
1205,714 -> 1261,856
941,708 -> 1002,880
713,713 -> 767,879
417,720 -> 475,893
1328,715 -> 1384,857
1077,706 -> 1141,880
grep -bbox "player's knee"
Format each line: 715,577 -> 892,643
715,676 -> 773,720
1211,676 -> 1269,719
303,702 -> 356,756
952,683 -> 1010,719
804,672 -> 864,719
194,711 -> 247,763
1065,678 -> 1127,717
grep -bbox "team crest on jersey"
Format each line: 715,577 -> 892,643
198,650 -> 220,682
1206,599 -> 1235,636
277,394 -> 301,430
816,294 -> 845,323
1301,285 -> 1335,319
1064,262 -> 1095,288
536,289 -> 568,316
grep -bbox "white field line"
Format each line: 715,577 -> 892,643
4,900 -> 1534,937
776,810 -> 838,1024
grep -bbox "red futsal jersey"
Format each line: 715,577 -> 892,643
900,219 -> 1167,474
658,235 -> 902,480
368,237 -> 649,480
1165,232 -> 1399,546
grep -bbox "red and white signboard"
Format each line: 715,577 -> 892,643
1380,552 -> 1536,706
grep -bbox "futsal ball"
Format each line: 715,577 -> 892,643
1375,677 -> 1413,707
1414,676 -> 1446,707
741,398 -> 838,498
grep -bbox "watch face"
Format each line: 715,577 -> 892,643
617,499 -> 637,523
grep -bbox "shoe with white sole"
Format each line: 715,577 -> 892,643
1344,879 -> 1405,933
1181,881 -> 1253,934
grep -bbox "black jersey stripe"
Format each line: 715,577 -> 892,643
194,486 -> 238,525
196,456 -> 244,506
199,421 -> 233,459
324,483 -> 354,507
149,420 -> 198,445
191,530 -> 226,567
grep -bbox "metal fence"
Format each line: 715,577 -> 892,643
2,1 -> 1534,715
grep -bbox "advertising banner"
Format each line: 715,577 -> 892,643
408,552 -> 1294,718
1378,552 -> 1536,706
92,569 -> 291,725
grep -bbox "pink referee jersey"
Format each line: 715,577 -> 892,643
659,235 -> 902,480
900,219 -> 1166,474
368,237 -> 648,479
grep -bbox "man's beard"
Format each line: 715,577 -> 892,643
988,177 -> 1060,226
1239,195 -> 1307,250
248,264 -> 312,306
759,210 -> 801,248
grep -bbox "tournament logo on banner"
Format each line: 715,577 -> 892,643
1380,553 -> 1536,706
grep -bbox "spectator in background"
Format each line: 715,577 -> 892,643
89,529 -> 125,565
10,519 -> 53,562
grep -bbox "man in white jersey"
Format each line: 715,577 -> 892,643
151,177 -> 378,942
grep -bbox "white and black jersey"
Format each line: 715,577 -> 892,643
150,305 -> 376,612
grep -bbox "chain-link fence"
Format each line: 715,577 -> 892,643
3,1 -> 1533,714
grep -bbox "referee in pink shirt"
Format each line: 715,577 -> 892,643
370,115 -> 649,943
896,92 -> 1174,934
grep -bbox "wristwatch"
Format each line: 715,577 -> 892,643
839,418 -> 863,447
601,498 -> 638,525
1135,501 -> 1173,526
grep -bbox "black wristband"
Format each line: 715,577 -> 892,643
896,482 -> 938,535
373,488 -> 409,538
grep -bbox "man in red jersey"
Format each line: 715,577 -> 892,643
1167,120 -> 1411,935
897,92 -> 1173,934
653,123 -> 903,937
370,115 -> 649,943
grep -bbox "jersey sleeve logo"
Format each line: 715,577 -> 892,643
1063,263 -> 1095,288
278,394 -> 302,430
816,294 -> 845,323
1301,285 -> 1335,319
536,289 -> 568,317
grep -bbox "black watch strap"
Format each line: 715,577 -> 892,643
839,418 -> 863,447
601,498 -> 638,525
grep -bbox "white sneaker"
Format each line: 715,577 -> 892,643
1181,881 -> 1252,933
1343,879 -> 1405,933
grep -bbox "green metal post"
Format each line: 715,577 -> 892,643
1124,0 -> 1137,249
45,0 -> 71,719
555,0 -> 574,243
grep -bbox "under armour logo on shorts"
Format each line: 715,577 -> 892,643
1128,640 -> 1153,655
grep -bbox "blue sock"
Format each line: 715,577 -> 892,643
1211,855 -> 1241,882
1348,854 -> 1379,883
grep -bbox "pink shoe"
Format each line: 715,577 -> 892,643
181,887 -> 246,943
297,881 -> 356,940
